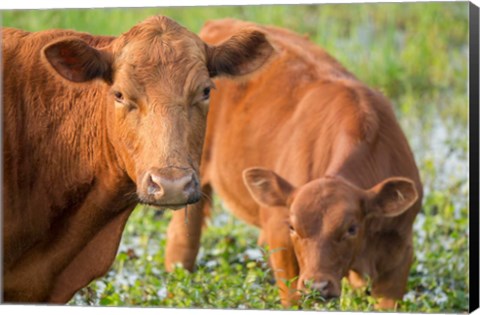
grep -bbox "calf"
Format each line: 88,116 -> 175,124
2,16 -> 273,303
165,19 -> 422,309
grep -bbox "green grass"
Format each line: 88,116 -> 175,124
1,3 -> 470,312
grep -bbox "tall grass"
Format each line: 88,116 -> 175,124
1,3 -> 470,312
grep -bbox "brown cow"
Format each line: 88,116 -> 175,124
165,19 -> 422,310
2,16 -> 273,303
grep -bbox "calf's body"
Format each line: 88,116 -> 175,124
165,19 -> 422,309
2,16 -> 273,302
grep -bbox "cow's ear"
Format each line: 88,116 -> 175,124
206,30 -> 274,78
42,37 -> 112,83
366,177 -> 418,217
243,167 -> 294,208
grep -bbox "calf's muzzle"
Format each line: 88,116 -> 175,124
140,167 -> 201,208
299,275 -> 341,300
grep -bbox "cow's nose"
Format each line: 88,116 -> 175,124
143,168 -> 200,207
310,280 -> 338,299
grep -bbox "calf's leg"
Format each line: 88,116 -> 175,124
372,244 -> 413,310
348,270 -> 367,289
263,212 -> 299,307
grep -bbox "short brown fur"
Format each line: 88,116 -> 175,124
165,19 -> 422,309
2,16 -> 273,302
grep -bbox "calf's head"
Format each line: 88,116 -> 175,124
243,168 -> 418,300
41,16 -> 273,208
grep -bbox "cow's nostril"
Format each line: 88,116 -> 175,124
184,175 -> 201,204
147,174 -> 163,196
183,174 -> 197,194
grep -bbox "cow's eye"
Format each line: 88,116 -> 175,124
113,91 -> 124,103
202,87 -> 211,100
347,225 -> 358,236
288,223 -> 295,232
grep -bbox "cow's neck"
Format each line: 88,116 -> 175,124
11,80 -> 128,224
4,78 -> 136,271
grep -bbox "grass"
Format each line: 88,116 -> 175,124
1,2 -> 470,312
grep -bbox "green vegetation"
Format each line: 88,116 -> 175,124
2,2 -> 469,312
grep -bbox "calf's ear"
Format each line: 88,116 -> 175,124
243,167 -> 294,208
366,177 -> 418,217
206,30 -> 274,77
42,37 -> 112,83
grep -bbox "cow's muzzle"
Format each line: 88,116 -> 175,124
139,167 -> 201,209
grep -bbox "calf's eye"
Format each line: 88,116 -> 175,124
347,225 -> 358,236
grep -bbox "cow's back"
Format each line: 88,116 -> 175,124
199,19 -> 421,227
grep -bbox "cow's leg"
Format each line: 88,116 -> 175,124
2,186 -> 132,302
371,244 -> 413,310
47,208 -> 133,303
165,185 -> 211,272
263,212 -> 299,307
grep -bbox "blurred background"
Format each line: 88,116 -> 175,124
1,3 -> 469,312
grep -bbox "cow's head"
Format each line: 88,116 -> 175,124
243,168 -> 418,300
41,16 -> 273,209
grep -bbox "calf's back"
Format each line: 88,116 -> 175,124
165,19 -> 422,309
200,19 -> 421,225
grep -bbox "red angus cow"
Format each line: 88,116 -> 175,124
2,15 -> 273,303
